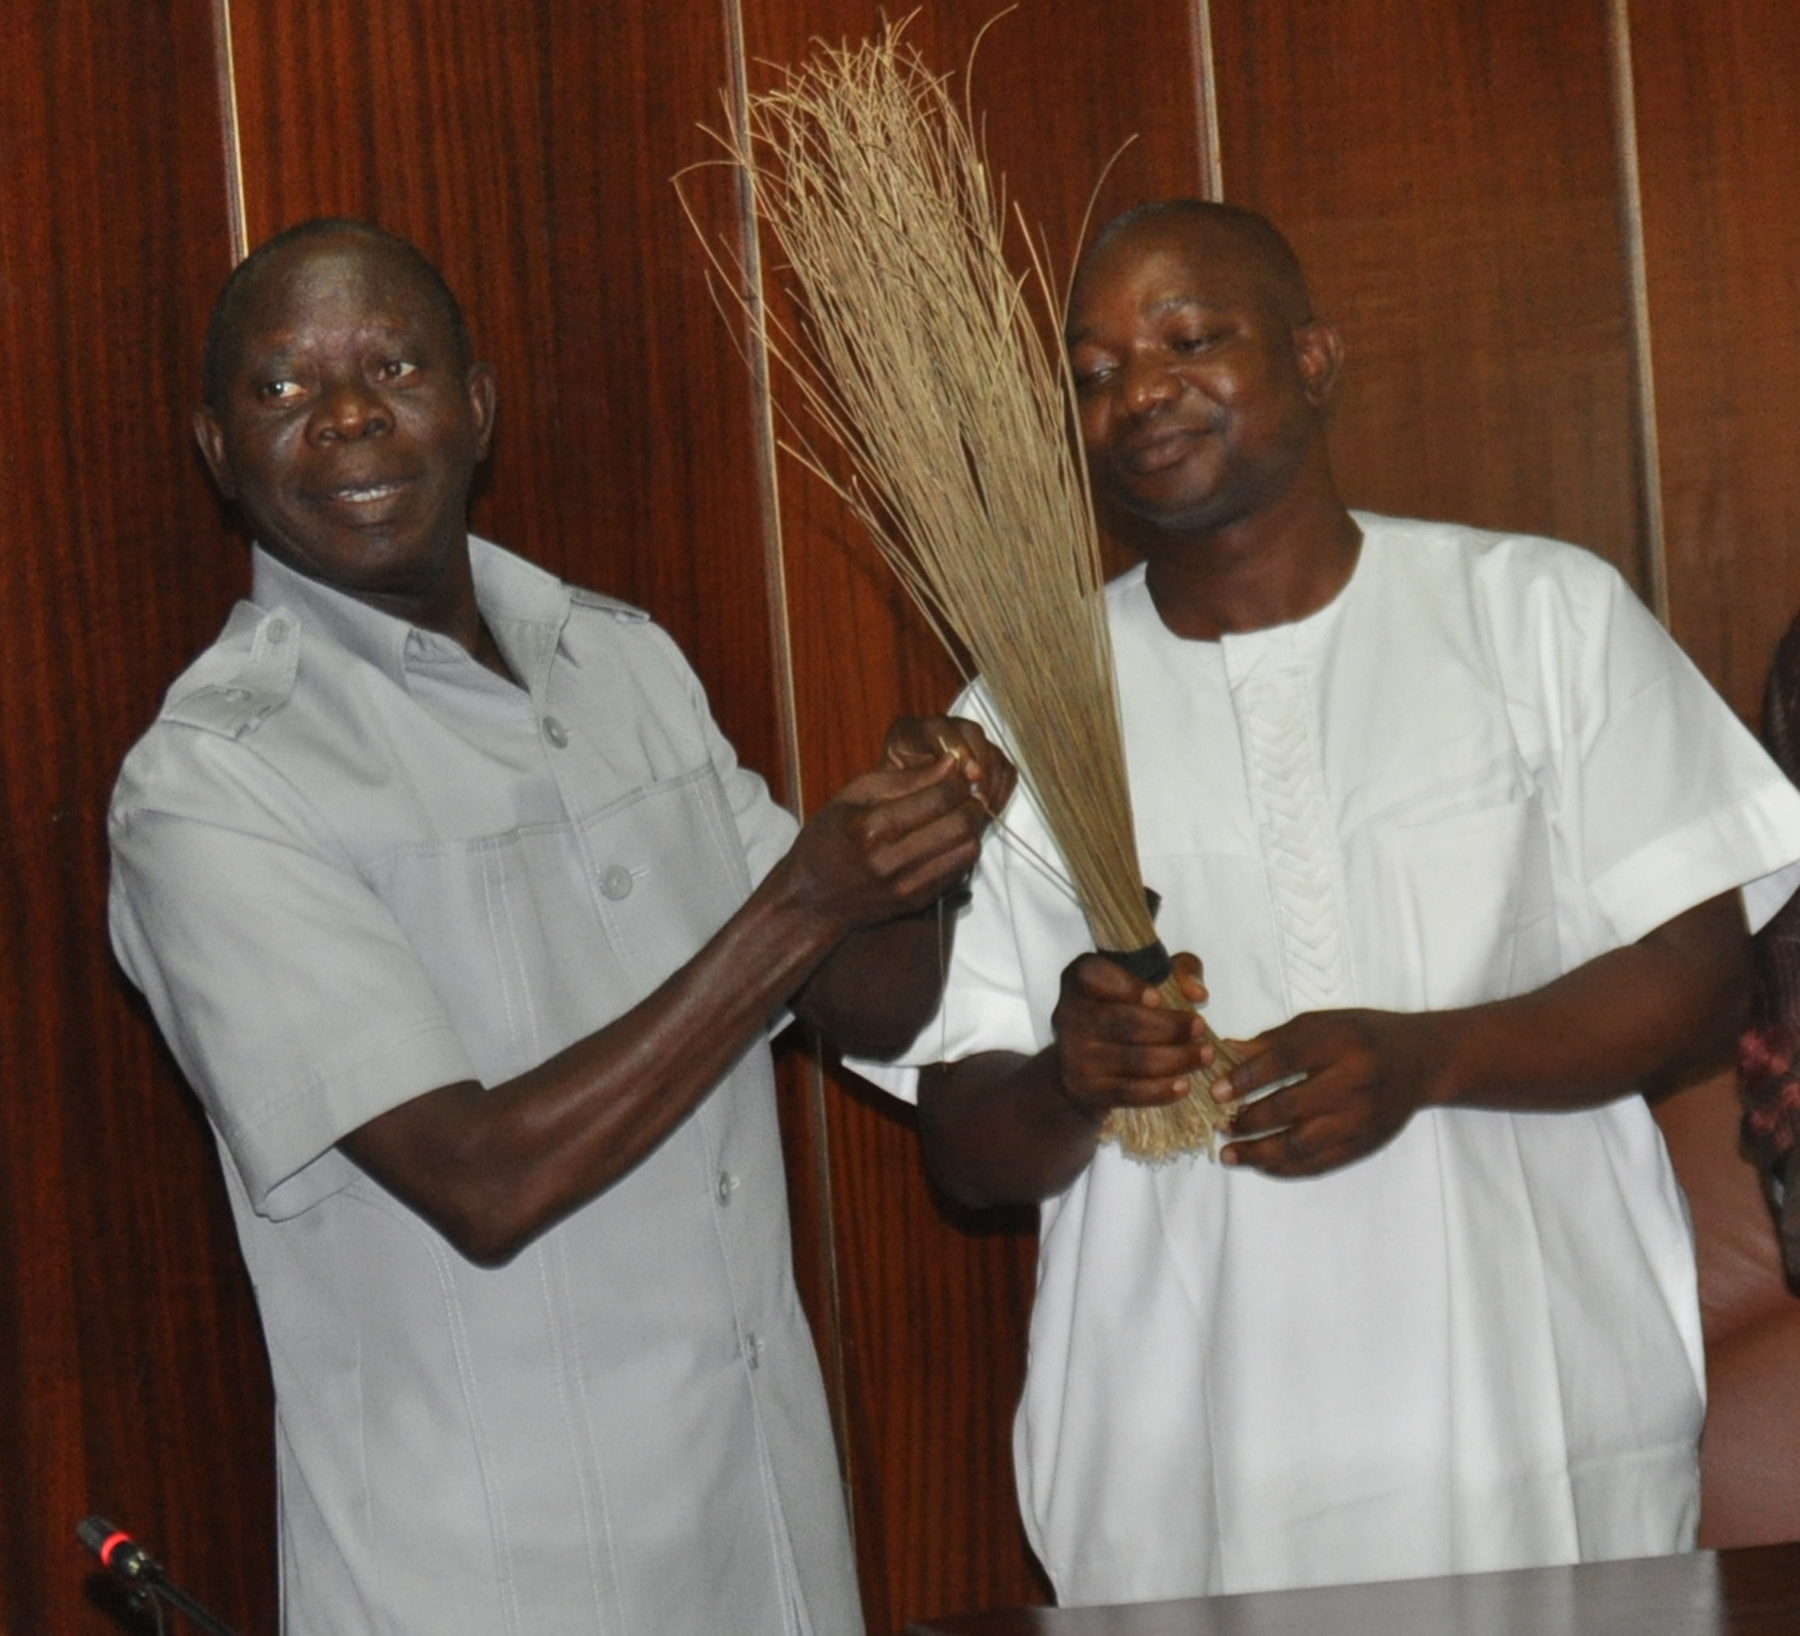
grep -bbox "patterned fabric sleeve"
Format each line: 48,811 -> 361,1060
1741,613 -> 1800,1173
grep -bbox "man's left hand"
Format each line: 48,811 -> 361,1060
1216,1008 -> 1450,1177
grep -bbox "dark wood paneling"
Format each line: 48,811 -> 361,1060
1211,0 -> 1647,590
13,5 -> 1791,1636
225,0 -> 785,779
0,3 -> 273,1632
733,3 -> 1214,1625
1629,0 -> 1800,719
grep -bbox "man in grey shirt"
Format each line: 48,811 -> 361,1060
108,218 -> 1009,1636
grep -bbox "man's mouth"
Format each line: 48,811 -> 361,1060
1117,427 -> 1203,476
326,480 -> 407,504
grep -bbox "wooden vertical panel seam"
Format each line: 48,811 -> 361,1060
1606,0 -> 1670,622
211,0 -> 250,262
1189,0 -> 1224,200
715,0 -> 856,1532
717,10 -> 804,816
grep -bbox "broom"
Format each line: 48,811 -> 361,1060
689,19 -> 1237,1158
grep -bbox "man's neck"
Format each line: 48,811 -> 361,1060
1140,493 -> 1362,642
352,536 -> 509,677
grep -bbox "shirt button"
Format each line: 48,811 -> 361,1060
716,1171 -> 738,1207
265,618 -> 290,645
542,715 -> 570,748
599,865 -> 634,901
743,1332 -> 763,1370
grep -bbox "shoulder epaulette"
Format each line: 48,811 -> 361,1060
163,606 -> 301,739
568,586 -> 651,622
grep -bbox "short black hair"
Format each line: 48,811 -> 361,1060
201,218 -> 473,408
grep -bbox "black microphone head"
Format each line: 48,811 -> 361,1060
77,1516 -> 160,1583
76,1517 -> 118,1557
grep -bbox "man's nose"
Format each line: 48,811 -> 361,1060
310,379 -> 391,442
1120,356 -> 1179,415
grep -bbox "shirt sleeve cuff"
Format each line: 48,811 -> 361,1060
224,1021 -> 477,1220
1592,780 -> 1800,943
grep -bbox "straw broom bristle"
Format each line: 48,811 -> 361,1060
689,19 -> 1237,1159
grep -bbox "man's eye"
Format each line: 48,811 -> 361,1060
376,359 -> 420,383
1070,361 -> 1113,391
255,379 -> 302,403
1172,329 -> 1225,354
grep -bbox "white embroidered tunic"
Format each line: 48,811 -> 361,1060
856,515 -> 1800,1604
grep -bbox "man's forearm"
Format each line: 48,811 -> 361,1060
1428,891 -> 1751,1116
341,747 -> 1001,1261
919,1050 -> 1106,1208
341,852 -> 872,1264
792,894 -> 965,1060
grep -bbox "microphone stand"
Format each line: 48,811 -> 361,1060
78,1517 -> 249,1636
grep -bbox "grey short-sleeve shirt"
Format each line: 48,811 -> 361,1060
109,538 -> 859,1636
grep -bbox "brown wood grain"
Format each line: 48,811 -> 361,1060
8,3 -> 1800,1634
0,3 -> 276,1633
1210,0 -> 1648,592
1627,0 -> 1800,721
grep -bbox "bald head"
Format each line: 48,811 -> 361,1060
1071,200 -> 1316,338
202,219 -> 472,410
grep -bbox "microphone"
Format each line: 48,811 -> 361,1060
77,1516 -> 248,1636
77,1516 -> 166,1586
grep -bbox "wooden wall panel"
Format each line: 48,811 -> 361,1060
0,3 -> 274,1632
1629,0 -> 1800,721
8,4 -> 1794,1635
733,2 -> 1216,1626
1210,0 -> 1648,592
224,0 -> 785,777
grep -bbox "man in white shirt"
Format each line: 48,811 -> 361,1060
852,200 -> 1800,1604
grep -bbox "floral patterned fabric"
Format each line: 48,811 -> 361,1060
1743,613 -> 1800,1175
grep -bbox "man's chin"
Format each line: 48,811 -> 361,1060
1110,490 -> 1222,537
256,533 -> 454,600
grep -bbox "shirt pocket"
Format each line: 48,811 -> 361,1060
373,765 -> 754,1084
1370,787 -> 1561,1011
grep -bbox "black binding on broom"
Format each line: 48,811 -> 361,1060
1098,887 -> 1169,985
1098,940 -> 1173,986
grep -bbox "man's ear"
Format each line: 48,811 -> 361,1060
466,361 -> 498,462
193,406 -> 238,499
1294,319 -> 1345,409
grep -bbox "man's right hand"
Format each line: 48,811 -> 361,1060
784,718 -> 1012,934
1048,951 -> 1212,1123
918,949 -> 1211,1207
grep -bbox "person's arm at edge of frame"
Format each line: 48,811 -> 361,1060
1738,949 -> 1800,1284
1740,618 -> 1800,1282
340,718 -> 1013,1267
